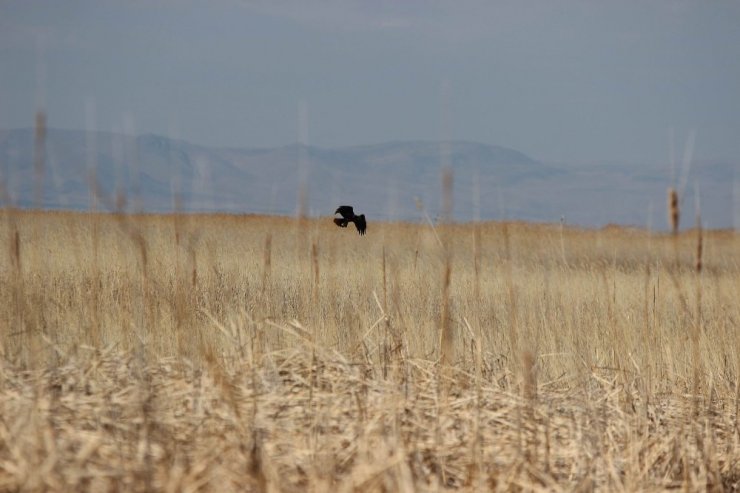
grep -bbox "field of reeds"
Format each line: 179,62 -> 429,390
0,208 -> 738,491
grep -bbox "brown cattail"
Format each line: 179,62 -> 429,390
12,229 -> 21,270
667,187 -> 679,234
191,251 -> 198,288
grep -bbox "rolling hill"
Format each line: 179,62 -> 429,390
0,128 -> 737,228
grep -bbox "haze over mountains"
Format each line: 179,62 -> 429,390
1,128 -> 737,229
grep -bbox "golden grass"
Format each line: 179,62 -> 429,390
1,209 -> 739,491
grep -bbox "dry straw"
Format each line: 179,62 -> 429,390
33,112 -> 46,207
0,202 -> 738,490
438,167 -> 454,370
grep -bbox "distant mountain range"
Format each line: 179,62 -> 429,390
0,128 -> 737,229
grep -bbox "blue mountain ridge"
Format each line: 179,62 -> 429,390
0,128 -> 736,228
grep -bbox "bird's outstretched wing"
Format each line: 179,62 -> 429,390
354,214 -> 366,235
335,205 -> 355,220
334,217 -> 348,228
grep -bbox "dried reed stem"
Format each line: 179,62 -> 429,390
695,217 -> 703,274
559,215 -> 568,267
521,349 -> 538,466
692,213 -> 703,415
33,112 -> 46,207
262,232 -> 272,297
438,168 -> 454,369
502,222 -> 519,372
381,245 -> 390,378
439,258 -> 453,368
311,239 -> 319,304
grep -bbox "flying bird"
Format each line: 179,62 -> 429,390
334,205 -> 367,235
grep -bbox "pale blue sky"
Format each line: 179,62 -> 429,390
1,0 -> 739,164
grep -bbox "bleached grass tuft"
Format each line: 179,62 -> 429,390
0,210 -> 738,491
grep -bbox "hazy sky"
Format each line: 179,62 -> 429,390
1,0 -> 739,164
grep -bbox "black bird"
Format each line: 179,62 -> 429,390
334,205 -> 367,235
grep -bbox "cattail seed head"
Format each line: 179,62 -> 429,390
667,187 -> 679,234
12,229 -> 21,269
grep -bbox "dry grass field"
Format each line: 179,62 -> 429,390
0,208 -> 738,491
